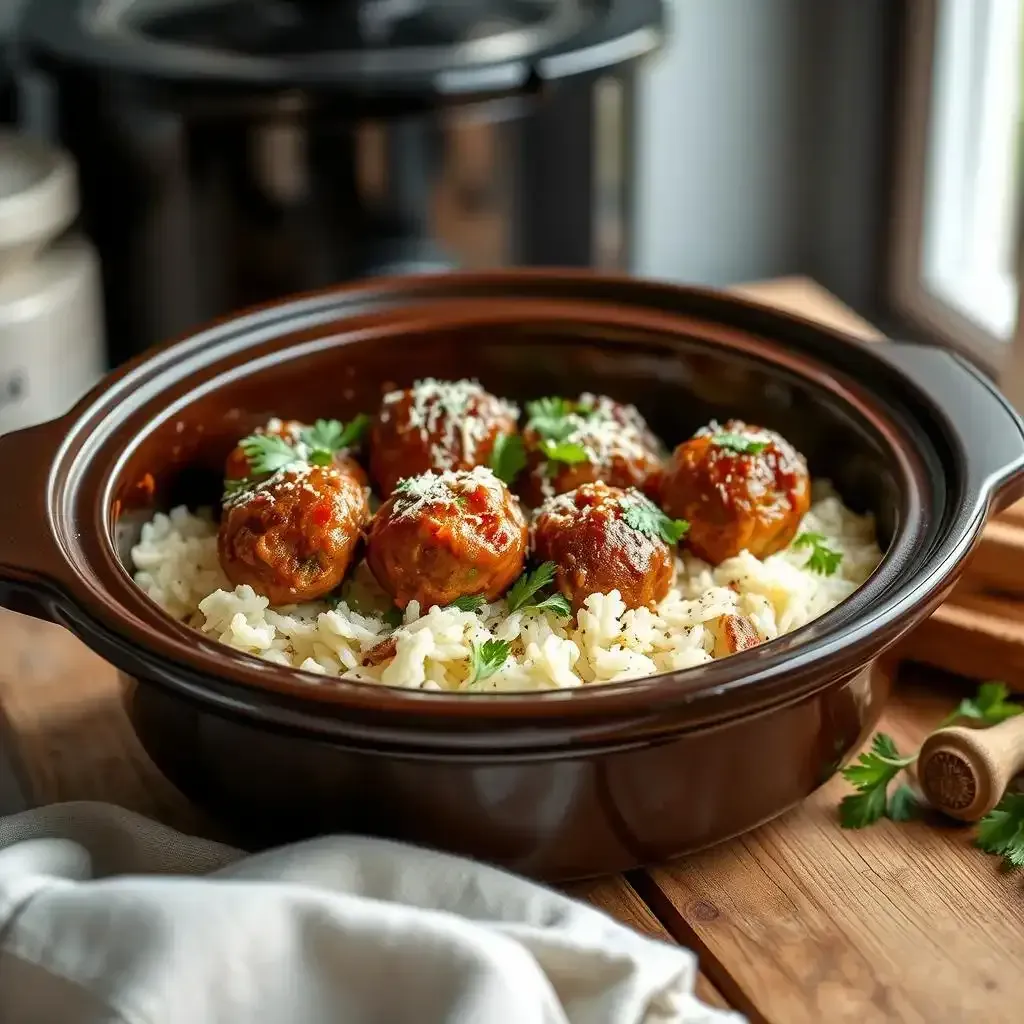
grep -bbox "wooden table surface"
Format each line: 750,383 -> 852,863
1,278 -> 1022,1024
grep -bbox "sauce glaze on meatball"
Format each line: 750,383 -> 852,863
531,481 -> 675,613
659,420 -> 810,565
365,466 -> 527,610
218,462 -> 371,605
519,394 -> 664,507
369,379 -> 519,497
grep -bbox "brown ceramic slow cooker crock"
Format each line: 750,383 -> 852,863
0,271 -> 1021,881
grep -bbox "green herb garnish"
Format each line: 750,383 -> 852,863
239,433 -> 300,476
621,495 -> 690,545
300,415 -> 370,465
449,594 -> 487,612
940,681 -> 1024,728
489,433 -> 527,485
711,432 -> 769,455
383,606 -> 404,629
532,593 -> 572,617
794,532 -> 843,576
838,733 -> 917,829
506,562 -> 557,612
525,397 -> 579,444
541,440 -> 590,466
467,639 -> 511,685
976,794 -> 1024,869
505,562 -> 571,618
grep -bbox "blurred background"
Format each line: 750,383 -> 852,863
0,0 -> 1019,426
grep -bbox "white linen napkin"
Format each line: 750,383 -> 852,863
0,802 -> 742,1024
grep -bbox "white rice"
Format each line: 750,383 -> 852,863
130,483 -> 882,692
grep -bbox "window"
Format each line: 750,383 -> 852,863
890,0 -> 1024,378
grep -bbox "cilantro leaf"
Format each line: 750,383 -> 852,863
506,562 -> 557,612
467,639 -> 511,685
337,414 -> 371,449
532,592 -> 572,617
838,733 -> 916,829
712,432 -> 768,455
300,418 -> 346,453
839,784 -> 890,829
525,397 -> 578,444
383,606 -> 404,629
941,681 -> 1023,728
794,532 -> 843,576
504,562 -> 572,617
976,793 -> 1024,869
489,433 -> 527,485
621,495 -> 690,545
541,440 -> 590,466
239,433 -> 300,476
449,594 -> 487,612
300,415 -> 370,461
887,784 -> 922,822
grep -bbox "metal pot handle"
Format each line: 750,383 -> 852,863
0,416 -> 70,623
879,342 -> 1024,514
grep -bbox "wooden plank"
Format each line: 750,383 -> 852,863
896,589 -> 1024,691
0,608 -> 224,839
568,876 -> 732,1011
733,276 -> 885,341
635,669 -> 1024,1024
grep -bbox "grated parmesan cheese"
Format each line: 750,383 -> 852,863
383,379 -> 519,471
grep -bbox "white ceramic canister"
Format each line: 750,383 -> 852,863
0,131 -> 105,433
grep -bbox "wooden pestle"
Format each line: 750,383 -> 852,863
917,715 -> 1024,822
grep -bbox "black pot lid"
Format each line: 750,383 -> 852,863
19,0 -> 665,99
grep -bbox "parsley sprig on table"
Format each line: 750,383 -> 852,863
621,494 -> 690,545
976,794 -> 1024,869
838,681 -> 1024,870
711,432 -> 768,455
505,562 -> 572,618
940,680 -> 1023,727
838,733 -> 917,828
794,532 -> 843,576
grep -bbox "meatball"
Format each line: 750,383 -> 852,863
218,463 -> 370,605
531,482 -> 675,613
365,466 -> 528,610
659,419 -> 811,565
369,379 -> 519,496
519,394 -> 664,507
225,418 -> 369,489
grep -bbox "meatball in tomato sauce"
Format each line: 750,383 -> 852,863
519,394 -> 664,507
219,462 -> 371,605
531,482 -> 677,613
369,379 -> 519,497
659,420 -> 810,565
366,466 -> 527,610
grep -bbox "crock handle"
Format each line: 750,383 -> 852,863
879,342 -> 1024,514
0,417 -> 69,623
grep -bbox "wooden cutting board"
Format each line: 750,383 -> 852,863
1,277 -> 1023,1022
